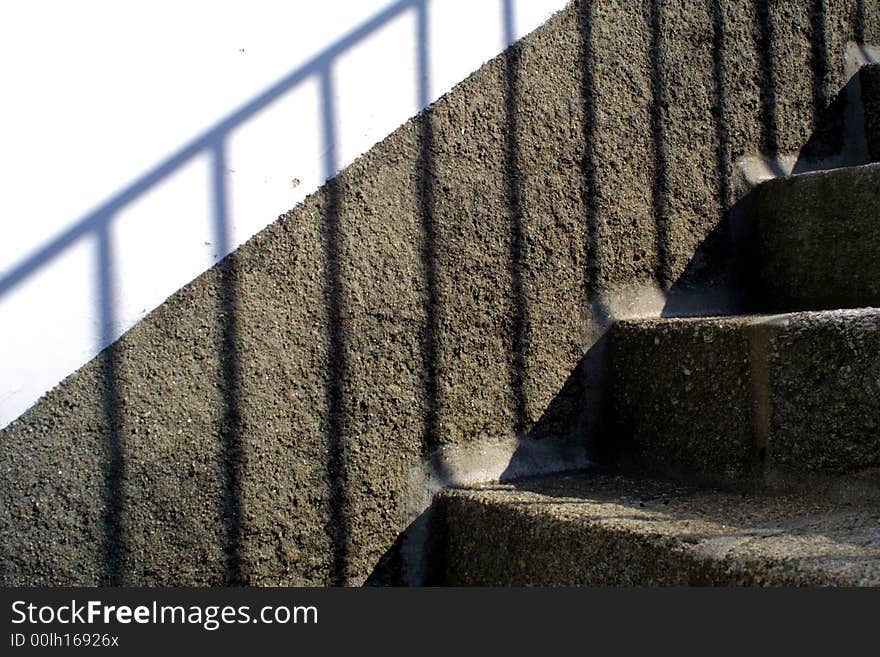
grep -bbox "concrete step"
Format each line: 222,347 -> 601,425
752,161 -> 880,311
436,473 -> 880,586
607,309 -> 880,484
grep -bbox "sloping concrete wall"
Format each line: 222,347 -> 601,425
0,0 -> 569,431
2,0 -> 878,585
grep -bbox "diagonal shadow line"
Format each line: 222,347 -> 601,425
0,0 -> 422,302
211,142 -> 245,585
503,0 -> 530,437
649,0 -> 671,290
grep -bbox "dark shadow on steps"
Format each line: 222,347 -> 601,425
663,57 -> 880,319
363,336 -> 612,586
363,497 -> 449,586
501,332 -> 612,479
660,209 -> 752,318
795,73 -> 859,170
794,0 -> 858,168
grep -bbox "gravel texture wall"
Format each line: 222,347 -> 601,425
2,0 -> 878,585
754,162 -> 880,311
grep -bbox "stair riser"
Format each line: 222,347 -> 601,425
608,311 -> 880,484
753,162 -> 880,311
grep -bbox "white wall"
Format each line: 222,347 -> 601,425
0,0 -> 570,429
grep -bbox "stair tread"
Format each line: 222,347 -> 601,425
618,306 -> 880,327
439,472 -> 880,586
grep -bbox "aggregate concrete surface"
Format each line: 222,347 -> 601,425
862,63 -> 880,158
754,162 -> 880,310
610,309 -> 880,483
439,472 -> 880,586
2,0 -> 878,585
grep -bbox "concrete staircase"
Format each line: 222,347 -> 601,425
433,69 -> 880,586
3,2 -> 880,588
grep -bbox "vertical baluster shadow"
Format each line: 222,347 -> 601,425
755,0 -> 782,169
319,68 -> 350,587
710,0 -> 746,308
796,0 -> 845,171
502,0 -> 530,436
579,0 -> 601,309
97,221 -> 125,586
212,142 -> 244,585
574,0 -> 615,465
649,0 -> 671,289
811,0 -> 830,133
712,1 -> 732,221
415,0 -> 449,480
363,2 -> 449,586
855,0 -> 866,43
501,0 -> 613,475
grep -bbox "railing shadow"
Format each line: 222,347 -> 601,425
754,0 -> 782,172
857,0 -> 867,43
649,0 -> 671,290
12,0 -> 868,587
365,0 -> 611,586
361,0 -> 878,585
502,0 -> 531,437
0,0 -> 434,586
416,0 -> 452,490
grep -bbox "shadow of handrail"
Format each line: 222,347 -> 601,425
0,0 -> 423,302
1,0 -> 434,587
